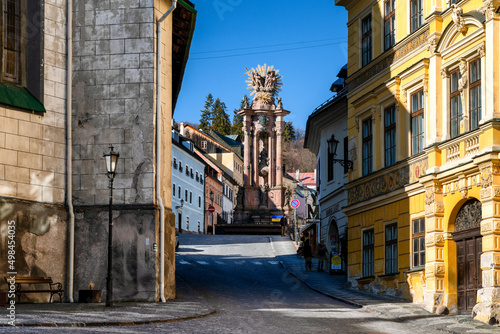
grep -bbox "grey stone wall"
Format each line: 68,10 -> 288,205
72,0 -> 156,206
73,206 -> 157,302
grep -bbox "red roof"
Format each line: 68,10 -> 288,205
288,172 -> 316,186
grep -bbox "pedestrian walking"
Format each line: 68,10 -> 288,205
280,215 -> 287,237
302,233 -> 313,272
315,242 -> 328,272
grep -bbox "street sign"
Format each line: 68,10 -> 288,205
290,199 -> 300,209
208,205 -> 215,213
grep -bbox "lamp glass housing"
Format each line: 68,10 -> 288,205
104,146 -> 120,175
327,135 -> 339,156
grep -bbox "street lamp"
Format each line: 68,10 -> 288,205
103,145 -> 119,307
209,191 -> 214,234
327,134 -> 353,170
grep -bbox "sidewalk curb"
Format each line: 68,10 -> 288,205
282,267 -> 363,309
270,237 -> 363,309
10,309 -> 218,328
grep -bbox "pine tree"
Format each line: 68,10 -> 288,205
199,93 -> 214,131
211,98 -> 231,135
282,121 -> 296,143
230,95 -> 246,137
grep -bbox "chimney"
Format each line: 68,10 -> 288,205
180,122 -> 185,136
296,169 -> 300,181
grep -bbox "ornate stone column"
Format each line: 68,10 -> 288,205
276,118 -> 283,187
480,0 -> 500,120
243,120 -> 252,186
253,128 -> 259,186
473,157 -> 500,324
422,176 -> 445,313
269,129 -> 274,187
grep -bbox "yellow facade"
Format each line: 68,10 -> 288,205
337,0 -> 500,323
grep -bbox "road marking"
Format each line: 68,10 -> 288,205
197,261 -> 209,265
268,261 -> 279,265
234,261 -> 246,265
214,261 -> 226,265
251,261 -> 262,265
179,260 -> 191,265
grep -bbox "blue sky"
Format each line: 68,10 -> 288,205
174,1 -> 348,130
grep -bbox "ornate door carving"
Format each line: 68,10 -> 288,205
453,199 -> 482,313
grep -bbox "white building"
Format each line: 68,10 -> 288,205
172,130 -> 206,234
304,65 -> 349,272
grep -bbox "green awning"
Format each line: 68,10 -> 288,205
0,82 -> 45,112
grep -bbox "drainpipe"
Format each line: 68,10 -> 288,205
66,0 -> 75,303
157,0 -> 177,303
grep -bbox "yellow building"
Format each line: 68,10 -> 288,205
336,0 -> 500,323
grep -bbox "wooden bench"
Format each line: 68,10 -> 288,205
4,277 -> 63,303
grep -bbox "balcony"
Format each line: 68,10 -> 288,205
441,131 -> 480,165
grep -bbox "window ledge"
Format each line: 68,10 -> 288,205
406,266 -> 425,274
379,272 -> 399,279
0,83 -> 45,112
356,276 -> 375,283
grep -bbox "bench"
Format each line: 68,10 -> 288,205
4,277 -> 63,303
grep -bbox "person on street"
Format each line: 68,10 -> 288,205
280,215 -> 287,237
302,233 -> 313,272
315,242 -> 328,272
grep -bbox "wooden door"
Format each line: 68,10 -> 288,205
455,233 -> 482,313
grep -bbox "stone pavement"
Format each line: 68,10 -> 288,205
270,235 -> 500,334
1,275 -> 215,327
3,236 -> 500,333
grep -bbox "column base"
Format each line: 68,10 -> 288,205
473,287 -> 500,325
472,302 -> 500,325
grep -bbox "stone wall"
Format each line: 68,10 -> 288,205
0,0 -> 68,301
71,0 -> 175,301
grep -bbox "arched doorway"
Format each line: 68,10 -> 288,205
452,199 -> 482,313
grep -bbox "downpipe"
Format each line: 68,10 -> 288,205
66,0 -> 75,303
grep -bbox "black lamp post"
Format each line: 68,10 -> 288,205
327,134 -> 353,170
209,190 -> 214,234
103,145 -> 119,307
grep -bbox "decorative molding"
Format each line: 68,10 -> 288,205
478,44 -> 486,58
481,167 -> 493,188
458,58 -> 468,92
479,0 -> 497,21
347,28 -> 430,92
347,157 -> 428,205
427,35 -> 437,56
455,199 -> 482,232
440,68 -> 449,78
451,4 -> 468,35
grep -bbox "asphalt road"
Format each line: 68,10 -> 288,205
3,234 -> 471,333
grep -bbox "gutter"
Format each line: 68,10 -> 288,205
66,0 -> 75,303
157,0 -> 177,303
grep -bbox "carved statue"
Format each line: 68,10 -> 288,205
283,187 -> 292,207
264,70 -> 277,93
458,59 -> 468,91
451,4 -> 467,34
277,97 -> 283,109
259,149 -> 269,173
243,95 -> 250,109
259,184 -> 270,208
245,64 -> 282,105
236,187 -> 244,208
